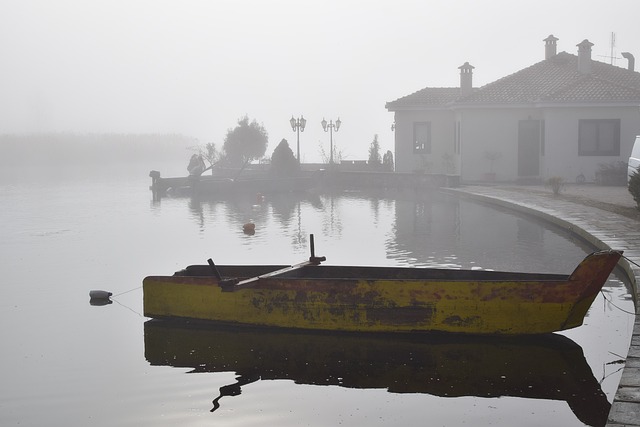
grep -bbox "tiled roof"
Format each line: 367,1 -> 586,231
540,75 -> 640,102
459,52 -> 640,104
386,51 -> 640,110
385,88 -> 463,109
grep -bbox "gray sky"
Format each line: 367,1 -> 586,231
1,0 -> 639,162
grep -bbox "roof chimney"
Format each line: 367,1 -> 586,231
458,62 -> 474,97
622,52 -> 635,72
577,39 -> 594,74
544,34 -> 558,59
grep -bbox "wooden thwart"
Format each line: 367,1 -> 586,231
218,234 -> 326,292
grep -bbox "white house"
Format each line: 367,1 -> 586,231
386,36 -> 640,183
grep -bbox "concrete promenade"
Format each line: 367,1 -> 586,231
444,184 -> 640,427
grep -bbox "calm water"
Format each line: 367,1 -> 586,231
0,174 -> 635,427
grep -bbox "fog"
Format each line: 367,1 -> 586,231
1,0 -> 639,164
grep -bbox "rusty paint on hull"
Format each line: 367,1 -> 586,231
142,250 -> 622,335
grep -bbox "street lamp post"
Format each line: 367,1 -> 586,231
321,117 -> 341,164
289,116 -> 306,164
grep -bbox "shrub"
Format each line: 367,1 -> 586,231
368,134 -> 382,168
382,150 -> 394,172
546,176 -> 565,195
628,167 -> 640,210
596,161 -> 627,186
270,139 -> 299,176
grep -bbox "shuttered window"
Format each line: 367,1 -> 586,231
578,119 -> 620,156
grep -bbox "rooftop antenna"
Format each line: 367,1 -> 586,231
610,32 -> 616,65
597,32 -> 619,65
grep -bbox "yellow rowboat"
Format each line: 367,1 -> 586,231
142,237 -> 622,335
144,321 -> 610,425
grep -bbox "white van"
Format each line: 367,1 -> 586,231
629,135 -> 640,181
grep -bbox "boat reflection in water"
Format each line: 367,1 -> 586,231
144,320 -> 610,427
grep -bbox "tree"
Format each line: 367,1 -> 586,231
368,134 -> 382,168
222,116 -> 268,167
382,150 -> 394,171
318,142 -> 343,164
270,139 -> 299,176
197,142 -> 220,174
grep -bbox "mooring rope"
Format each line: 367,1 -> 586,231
93,286 -> 143,317
599,289 -> 636,315
599,362 -> 625,386
112,286 -> 142,297
111,298 -> 144,318
622,254 -> 640,269
111,287 -> 144,317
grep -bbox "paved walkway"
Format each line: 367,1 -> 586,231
443,184 -> 640,427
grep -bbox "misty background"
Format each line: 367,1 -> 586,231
1,0 -> 639,172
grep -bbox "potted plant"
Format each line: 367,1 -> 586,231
483,150 -> 502,181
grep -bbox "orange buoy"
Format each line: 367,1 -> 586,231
243,222 -> 256,235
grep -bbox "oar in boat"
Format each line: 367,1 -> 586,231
218,234 -> 326,292
207,258 -> 246,288
207,258 -> 223,281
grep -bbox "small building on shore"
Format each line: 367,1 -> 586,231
386,36 -> 640,183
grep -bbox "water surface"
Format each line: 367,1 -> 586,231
0,176 -> 634,426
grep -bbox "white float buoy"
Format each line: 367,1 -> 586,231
89,290 -> 112,300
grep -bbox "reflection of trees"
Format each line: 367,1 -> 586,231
369,198 -> 380,225
154,190 -> 593,277
269,193 -> 298,224
177,192 -> 325,248
291,202 -> 307,251
269,194 -> 307,251
222,194 -> 267,232
188,196 -> 205,232
320,193 -> 343,239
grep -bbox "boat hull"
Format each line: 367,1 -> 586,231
142,250 -> 622,335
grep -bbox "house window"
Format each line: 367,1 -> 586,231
578,119 -> 620,156
413,122 -> 431,153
